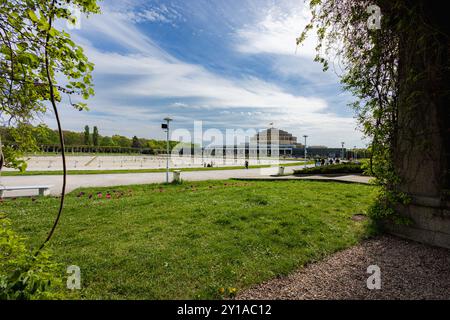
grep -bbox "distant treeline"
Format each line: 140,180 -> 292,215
0,125 -> 181,154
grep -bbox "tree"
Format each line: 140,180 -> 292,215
0,0 -> 100,257
112,135 -> 132,148
84,125 -> 90,145
100,136 -> 115,147
34,125 -> 58,146
131,135 -> 141,149
92,126 -> 99,146
0,0 -> 100,299
299,0 -> 449,247
63,130 -> 83,146
1,0 -> 99,168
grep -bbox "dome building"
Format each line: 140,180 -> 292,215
248,127 -> 346,158
250,128 -> 302,147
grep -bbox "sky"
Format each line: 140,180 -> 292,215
43,0 -> 367,148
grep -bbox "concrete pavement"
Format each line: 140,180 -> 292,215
0,165 -> 308,197
0,165 -> 371,198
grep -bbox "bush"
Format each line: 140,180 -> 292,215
0,218 -> 63,300
293,163 -> 365,175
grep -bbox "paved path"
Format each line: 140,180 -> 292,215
0,165 -> 370,198
0,165 -> 309,197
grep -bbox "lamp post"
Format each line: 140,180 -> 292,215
341,142 -> 345,160
303,135 -> 308,168
162,117 -> 172,183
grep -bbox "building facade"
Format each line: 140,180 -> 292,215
196,128 -> 347,159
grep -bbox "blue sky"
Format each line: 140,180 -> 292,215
45,0 -> 366,148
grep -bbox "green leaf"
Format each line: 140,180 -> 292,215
27,10 -> 38,22
48,28 -> 58,37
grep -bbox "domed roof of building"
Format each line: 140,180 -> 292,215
254,127 -> 291,136
251,127 -> 300,146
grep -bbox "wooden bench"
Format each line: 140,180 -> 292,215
0,185 -> 52,198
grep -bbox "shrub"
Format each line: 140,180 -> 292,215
293,163 -> 365,175
0,218 -> 63,300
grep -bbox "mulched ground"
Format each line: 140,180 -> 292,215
236,235 -> 450,300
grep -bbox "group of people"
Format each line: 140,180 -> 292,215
203,161 -> 215,167
315,158 -> 341,166
204,160 -> 250,168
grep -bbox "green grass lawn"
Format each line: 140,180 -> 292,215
1,161 -> 311,176
2,180 -> 377,299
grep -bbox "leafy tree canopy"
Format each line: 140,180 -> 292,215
0,0 -> 100,170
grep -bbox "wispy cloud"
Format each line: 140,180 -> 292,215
52,0 -> 365,147
78,9 -> 328,113
234,4 -> 316,57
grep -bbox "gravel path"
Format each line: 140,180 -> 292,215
237,235 -> 450,300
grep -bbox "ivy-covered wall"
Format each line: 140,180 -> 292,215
298,0 -> 449,248
387,0 -> 450,248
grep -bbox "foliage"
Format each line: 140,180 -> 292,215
367,187 -> 412,225
131,135 -> 141,149
0,124 -> 45,172
92,126 -> 99,146
83,125 -> 90,146
1,124 -> 181,153
0,0 -> 100,169
0,218 -> 63,299
0,0 -> 101,299
293,163 -> 365,175
4,180 -> 377,299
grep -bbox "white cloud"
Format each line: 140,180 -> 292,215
139,9 -> 169,23
231,2 -> 342,86
93,1 -> 182,26
234,4 -> 317,57
79,10 -> 170,56
171,102 -> 189,108
122,66 -> 328,111
78,12 -> 328,113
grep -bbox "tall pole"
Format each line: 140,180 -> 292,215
303,135 -> 308,168
341,142 -> 345,160
166,123 -> 169,183
163,117 -> 172,183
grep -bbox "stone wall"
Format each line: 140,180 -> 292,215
389,0 -> 450,248
385,197 -> 450,249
